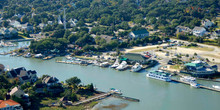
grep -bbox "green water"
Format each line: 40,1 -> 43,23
0,42 -> 220,110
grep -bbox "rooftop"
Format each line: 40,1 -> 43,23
132,29 -> 149,35
0,100 -> 20,108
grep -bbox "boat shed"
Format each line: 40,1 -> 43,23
122,53 -> 149,64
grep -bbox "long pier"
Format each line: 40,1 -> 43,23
171,78 -> 220,92
71,92 -> 140,106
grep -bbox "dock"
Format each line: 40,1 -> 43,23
171,78 -> 220,92
71,92 -> 140,106
112,94 -> 140,102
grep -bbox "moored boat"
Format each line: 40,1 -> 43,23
130,63 -> 142,72
212,85 -> 220,90
180,76 -> 197,83
146,70 -> 171,82
99,62 -> 109,67
111,59 -> 120,68
116,61 -> 128,71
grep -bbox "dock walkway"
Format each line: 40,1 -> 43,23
171,78 -> 220,92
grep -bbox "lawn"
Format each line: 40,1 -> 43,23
170,65 -> 181,70
128,47 -> 157,53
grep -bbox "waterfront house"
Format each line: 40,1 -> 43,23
0,100 -> 23,110
201,19 -> 213,28
183,60 -> 218,77
175,25 -> 192,34
0,27 -> 18,38
9,87 -> 31,106
42,76 -> 59,86
129,29 -> 149,39
8,67 -> 37,83
192,27 -> 207,37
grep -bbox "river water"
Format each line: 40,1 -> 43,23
0,42 -> 220,110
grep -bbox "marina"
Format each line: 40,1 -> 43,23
1,41 -> 220,110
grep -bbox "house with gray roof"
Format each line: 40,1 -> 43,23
175,25 -> 192,34
192,26 -> 206,37
42,76 -> 59,86
129,29 -> 149,39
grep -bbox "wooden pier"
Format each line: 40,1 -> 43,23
71,92 -> 140,106
171,78 -> 220,92
112,94 -> 140,102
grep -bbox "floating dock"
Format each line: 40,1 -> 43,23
171,78 -> 220,92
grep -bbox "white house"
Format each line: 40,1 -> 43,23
201,19 -> 213,28
38,23 -> 47,29
129,29 -> 149,39
193,26 -> 206,37
0,100 -> 23,110
68,18 -> 78,27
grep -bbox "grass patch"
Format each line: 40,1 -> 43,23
128,47 -> 157,53
40,97 -> 60,105
170,65 -> 181,70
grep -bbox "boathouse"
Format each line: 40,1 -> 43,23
121,53 -> 150,64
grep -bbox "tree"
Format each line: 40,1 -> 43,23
2,20 -> 9,27
65,77 -> 81,86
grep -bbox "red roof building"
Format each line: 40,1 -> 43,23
0,100 -> 23,110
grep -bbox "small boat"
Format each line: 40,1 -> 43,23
65,55 -> 72,60
111,59 -> 120,68
109,88 -> 122,95
146,70 -> 171,82
35,53 -> 43,58
212,85 -> 220,90
24,53 -> 31,58
130,63 -> 142,72
92,60 -> 100,66
99,62 -> 109,67
190,82 -> 200,88
116,61 -> 128,71
180,76 -> 197,83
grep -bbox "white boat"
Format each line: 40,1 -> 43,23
109,88 -> 122,95
99,62 -> 109,67
130,63 -> 142,72
35,53 -> 43,58
116,61 -> 128,71
24,53 -> 31,58
93,60 -> 100,66
180,76 -> 196,83
65,55 -> 72,60
212,85 -> 220,90
190,82 -> 200,88
111,59 -> 120,68
146,70 -> 171,82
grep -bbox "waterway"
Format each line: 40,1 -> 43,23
1,42 -> 220,110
